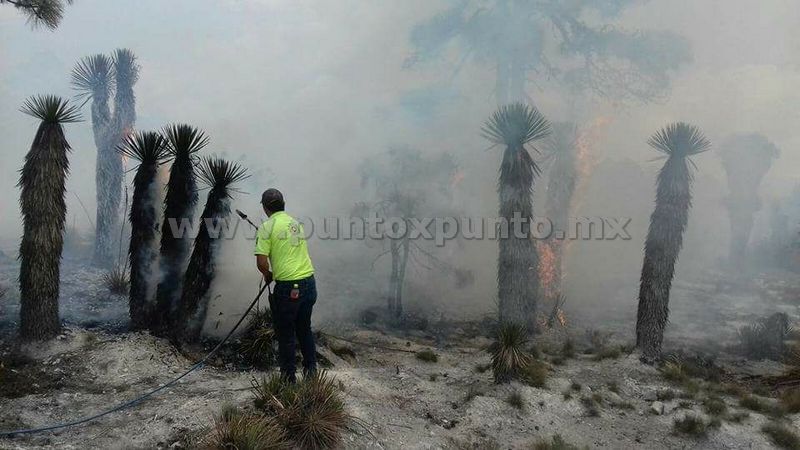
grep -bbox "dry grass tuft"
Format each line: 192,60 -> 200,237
102,266 -> 129,295
672,414 -> 709,437
506,390 -> 525,410
702,396 -> 727,416
200,404 -> 288,450
779,388 -> 800,414
520,360 -> 549,388
762,421 -> 800,449
416,349 -> 439,363
530,434 -> 586,450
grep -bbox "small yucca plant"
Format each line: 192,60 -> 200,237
200,404 -> 288,450
102,266 -> 130,296
253,372 -> 349,450
489,322 -> 534,383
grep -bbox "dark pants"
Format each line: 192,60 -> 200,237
270,275 -> 317,382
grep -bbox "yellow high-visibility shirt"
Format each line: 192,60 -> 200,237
254,211 -> 315,281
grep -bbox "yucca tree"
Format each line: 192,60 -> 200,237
72,49 -> 139,268
179,157 -> 248,342
718,133 -> 780,266
152,124 -> 208,333
118,131 -> 170,330
540,122 -> 578,300
1,0 -> 74,29
18,95 -> 81,340
483,102 -> 551,331
636,123 -> 710,361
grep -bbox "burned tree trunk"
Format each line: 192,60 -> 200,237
119,131 -> 169,329
178,157 -> 247,342
152,124 -> 207,333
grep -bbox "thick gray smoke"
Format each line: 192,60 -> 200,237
1,0 -> 798,331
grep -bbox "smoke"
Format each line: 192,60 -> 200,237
1,0 -> 799,333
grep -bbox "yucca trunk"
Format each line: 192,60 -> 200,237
153,152 -> 197,332
636,122 -> 708,361
485,103 -> 550,332
178,190 -> 231,341
94,134 -> 123,267
128,162 -> 160,328
18,96 -> 80,340
124,133 -> 167,330
78,50 -> 138,268
178,157 -> 246,342
498,144 -> 539,330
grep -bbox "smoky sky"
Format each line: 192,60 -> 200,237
0,0 -> 798,316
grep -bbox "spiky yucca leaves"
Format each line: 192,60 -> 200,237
120,131 -> 170,329
200,404 -> 288,450
17,95 -> 81,340
1,0 -> 74,29
540,122 -> 578,300
253,372 -> 349,450
489,322 -> 534,383
178,157 -> 247,341
636,122 -> 710,361
483,103 -> 551,331
152,124 -> 208,334
111,49 -> 138,133
72,54 -> 118,267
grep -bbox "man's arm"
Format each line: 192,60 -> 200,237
256,254 -> 273,284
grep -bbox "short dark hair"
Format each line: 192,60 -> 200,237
261,188 -> 285,212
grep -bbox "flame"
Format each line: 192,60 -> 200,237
537,115 -> 612,328
450,169 -> 465,188
538,240 -> 559,300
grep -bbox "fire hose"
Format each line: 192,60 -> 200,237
0,282 -> 270,437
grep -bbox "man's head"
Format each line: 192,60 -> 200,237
261,188 -> 285,216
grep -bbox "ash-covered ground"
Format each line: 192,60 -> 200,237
0,255 -> 798,449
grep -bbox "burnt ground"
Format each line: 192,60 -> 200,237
0,258 -> 798,449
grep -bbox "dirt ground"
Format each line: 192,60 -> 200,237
0,260 -> 799,449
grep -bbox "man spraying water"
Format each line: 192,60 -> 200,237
254,188 -> 317,383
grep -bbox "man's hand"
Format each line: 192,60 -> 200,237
256,254 -> 272,284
